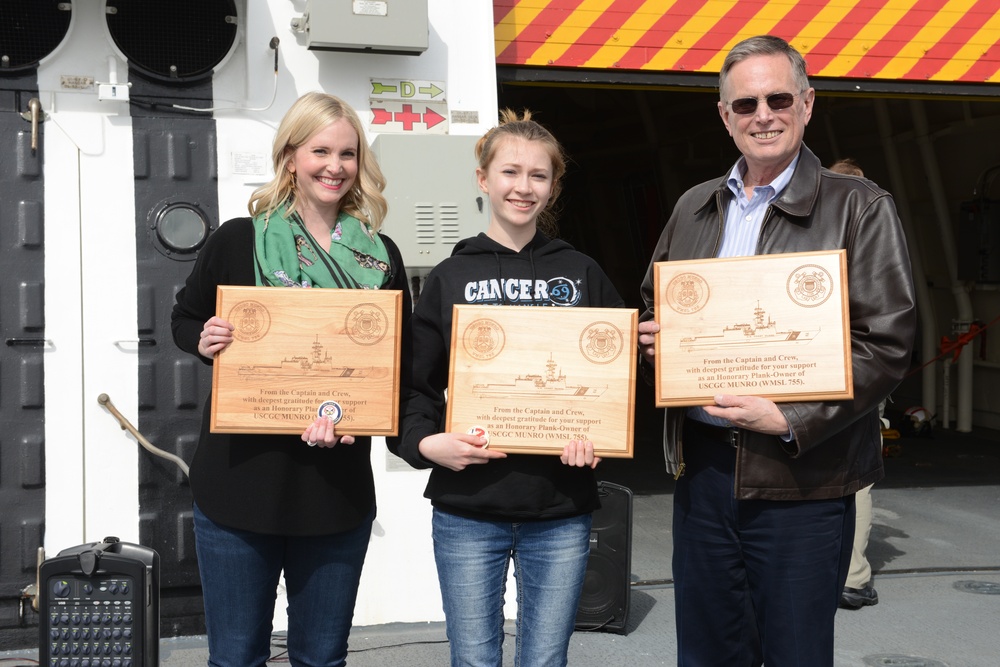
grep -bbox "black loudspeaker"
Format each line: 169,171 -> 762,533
575,481 -> 632,634
39,536 -> 160,666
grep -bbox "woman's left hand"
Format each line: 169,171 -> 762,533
301,416 -> 355,448
561,440 -> 601,469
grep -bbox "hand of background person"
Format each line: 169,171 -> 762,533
638,320 -> 659,364
418,432 -> 507,471
703,394 -> 791,436
301,415 -> 355,448
561,440 -> 601,469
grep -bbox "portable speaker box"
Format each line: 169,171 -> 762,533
575,481 -> 633,634
39,536 -> 160,666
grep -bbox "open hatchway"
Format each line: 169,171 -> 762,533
496,79 -> 1000,483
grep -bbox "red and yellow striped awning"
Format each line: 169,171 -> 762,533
494,0 -> 1000,84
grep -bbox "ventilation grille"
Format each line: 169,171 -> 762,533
414,203 -> 465,245
0,1 -> 71,74
440,203 -> 460,243
105,0 -> 238,83
415,203 -> 435,244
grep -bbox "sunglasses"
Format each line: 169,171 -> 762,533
728,92 -> 799,115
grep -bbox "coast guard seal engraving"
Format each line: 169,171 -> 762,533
345,303 -> 388,345
579,321 -> 624,364
463,318 -> 505,361
228,300 -> 270,342
665,273 -> 709,314
787,264 -> 833,307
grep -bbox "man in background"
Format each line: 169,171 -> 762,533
828,157 -> 881,611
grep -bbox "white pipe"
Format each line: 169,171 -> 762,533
874,101 -> 937,417
910,100 -> 974,432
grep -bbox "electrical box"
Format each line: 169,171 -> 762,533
372,134 -> 487,271
305,0 -> 428,55
958,199 -> 1000,283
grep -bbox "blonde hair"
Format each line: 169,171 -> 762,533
248,92 -> 388,231
475,108 -> 567,237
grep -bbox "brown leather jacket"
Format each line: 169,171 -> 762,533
640,145 -> 916,500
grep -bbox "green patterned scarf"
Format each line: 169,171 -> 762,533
253,203 -> 391,289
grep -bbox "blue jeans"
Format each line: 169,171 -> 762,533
673,430 -> 853,667
431,508 -> 592,667
193,503 -> 374,667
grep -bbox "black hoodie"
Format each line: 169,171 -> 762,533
388,231 -> 624,521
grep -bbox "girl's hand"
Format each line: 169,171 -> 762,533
561,440 -> 601,469
199,316 -> 235,359
418,432 -> 507,471
301,415 -> 356,448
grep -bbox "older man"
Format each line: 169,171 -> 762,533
638,36 -> 915,666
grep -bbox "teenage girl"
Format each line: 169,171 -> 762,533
389,109 -> 624,667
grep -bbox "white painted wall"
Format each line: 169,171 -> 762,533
37,0 -> 501,628
39,1 -> 140,551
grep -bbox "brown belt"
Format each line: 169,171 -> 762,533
685,418 -> 740,447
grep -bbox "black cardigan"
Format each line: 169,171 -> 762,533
171,217 -> 412,535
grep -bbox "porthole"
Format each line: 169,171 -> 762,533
150,202 -> 211,260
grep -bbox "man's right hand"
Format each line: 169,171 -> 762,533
638,320 -> 659,364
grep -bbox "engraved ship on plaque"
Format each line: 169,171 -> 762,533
472,355 -> 607,400
680,302 -> 819,351
238,336 -> 386,379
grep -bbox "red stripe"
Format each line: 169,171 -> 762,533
768,1 -> 831,46
802,0 -> 891,75
901,0 -> 1000,80
672,1 -> 769,72
493,0 -> 516,26
552,0 -> 650,67
845,0 -> 949,78
613,0 -> 714,70
496,0 -> 589,65
952,29 -> 1000,82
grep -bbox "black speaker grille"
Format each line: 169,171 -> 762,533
0,1 -> 71,73
575,481 -> 632,634
105,0 -> 238,83
577,553 -> 625,616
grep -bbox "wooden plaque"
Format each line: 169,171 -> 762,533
446,305 -> 637,458
211,286 -> 402,435
653,250 -> 852,407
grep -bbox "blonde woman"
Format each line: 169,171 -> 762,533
172,92 -> 411,667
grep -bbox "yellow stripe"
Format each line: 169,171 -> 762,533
788,0 -> 861,60
816,0 -> 919,77
641,0 -> 736,70
584,0 -> 679,69
697,0 -> 794,73
933,9 -> 1000,81
496,0 -> 1000,84
526,0 -> 617,66
873,0 -> 976,79
494,1 -> 549,58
